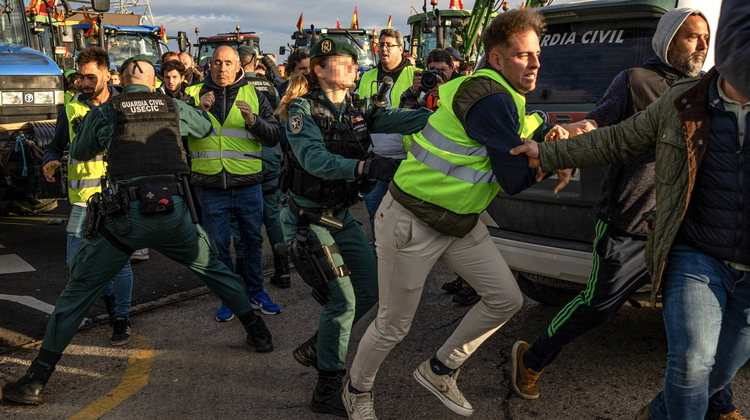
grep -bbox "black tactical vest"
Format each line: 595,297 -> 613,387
108,91 -> 189,180
288,91 -> 372,208
245,75 -> 278,107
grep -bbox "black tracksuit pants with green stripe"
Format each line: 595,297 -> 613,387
524,220 -> 649,372
523,220 -> 736,418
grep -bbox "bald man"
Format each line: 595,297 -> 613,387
184,46 -> 283,319
2,55 -> 274,406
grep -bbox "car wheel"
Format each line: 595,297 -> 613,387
515,272 -> 582,306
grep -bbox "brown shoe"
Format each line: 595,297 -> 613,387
634,403 -> 650,420
511,340 -> 542,399
719,410 -> 747,420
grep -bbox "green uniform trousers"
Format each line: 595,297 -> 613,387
42,196 -> 254,354
280,205 -> 378,372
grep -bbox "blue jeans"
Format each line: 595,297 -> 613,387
649,244 -> 750,420
200,185 -> 265,296
362,181 -> 389,254
66,205 -> 133,317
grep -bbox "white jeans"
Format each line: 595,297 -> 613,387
349,192 -> 523,391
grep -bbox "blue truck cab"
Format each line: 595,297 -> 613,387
71,23 -> 164,72
1,0 -> 64,125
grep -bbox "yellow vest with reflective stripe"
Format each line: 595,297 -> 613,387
359,66 -> 417,157
394,69 -> 541,215
65,100 -> 106,204
358,66 -> 416,106
185,84 -> 262,176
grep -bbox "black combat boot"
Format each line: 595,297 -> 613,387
3,349 -> 62,405
293,331 -> 318,370
311,369 -> 347,417
270,251 -> 291,288
101,294 -> 116,326
242,316 -> 273,353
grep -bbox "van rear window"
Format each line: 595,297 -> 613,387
526,18 -> 659,104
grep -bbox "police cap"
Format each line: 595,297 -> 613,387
119,54 -> 155,74
309,38 -> 358,61
237,45 -> 259,60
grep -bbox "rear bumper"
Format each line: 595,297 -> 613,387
488,227 -> 593,285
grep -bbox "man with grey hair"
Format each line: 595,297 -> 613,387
184,46 -> 282,320
512,8 -> 741,420
179,52 -> 203,86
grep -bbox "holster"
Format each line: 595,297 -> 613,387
83,194 -> 103,240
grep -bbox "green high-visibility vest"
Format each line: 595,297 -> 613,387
358,66 -> 416,106
65,100 -> 106,204
359,66 -> 417,153
393,68 -> 542,215
185,84 -> 262,176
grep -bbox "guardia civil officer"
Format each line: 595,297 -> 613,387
274,38 -> 432,417
2,56 -> 273,406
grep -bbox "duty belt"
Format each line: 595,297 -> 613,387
118,175 -> 185,201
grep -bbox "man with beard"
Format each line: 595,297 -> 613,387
511,8 -> 743,420
158,59 -> 191,102
41,46 -> 135,347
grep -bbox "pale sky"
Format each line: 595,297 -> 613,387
145,0 -> 479,63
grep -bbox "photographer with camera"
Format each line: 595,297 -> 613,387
400,49 -> 456,111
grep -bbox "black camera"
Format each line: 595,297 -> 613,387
420,67 -> 444,91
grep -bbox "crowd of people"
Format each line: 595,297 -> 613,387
3,3 -> 750,420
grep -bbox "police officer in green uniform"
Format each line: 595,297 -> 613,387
274,38 -> 431,416
2,55 -> 273,406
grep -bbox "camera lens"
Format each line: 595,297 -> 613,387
421,72 -> 439,90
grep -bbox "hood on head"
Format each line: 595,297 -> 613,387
652,7 -> 709,68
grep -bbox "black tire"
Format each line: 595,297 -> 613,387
515,272 -> 582,306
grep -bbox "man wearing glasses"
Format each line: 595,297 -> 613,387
356,29 -> 417,254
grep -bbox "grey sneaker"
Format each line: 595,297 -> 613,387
130,248 -> 149,261
413,359 -> 474,417
342,381 -> 378,420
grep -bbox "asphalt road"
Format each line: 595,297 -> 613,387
1,201 -> 748,419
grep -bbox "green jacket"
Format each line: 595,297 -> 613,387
71,84 -> 213,162
285,90 -> 432,208
538,69 -> 719,304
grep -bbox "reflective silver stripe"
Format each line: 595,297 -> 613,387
192,151 -> 222,159
68,154 -> 105,165
222,150 -> 261,160
421,123 -> 487,157
411,141 -> 496,184
68,178 -> 101,189
219,127 -> 255,139
192,150 -> 261,160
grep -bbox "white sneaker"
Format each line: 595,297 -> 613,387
342,381 -> 378,420
413,359 -> 474,417
130,248 -> 150,261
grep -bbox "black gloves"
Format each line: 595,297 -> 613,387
360,155 -> 400,182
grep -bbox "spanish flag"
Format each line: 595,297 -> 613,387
350,7 -> 359,29
160,24 -> 168,43
335,19 -> 342,29
386,14 -> 392,29
296,13 -> 304,32
85,22 -> 99,43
